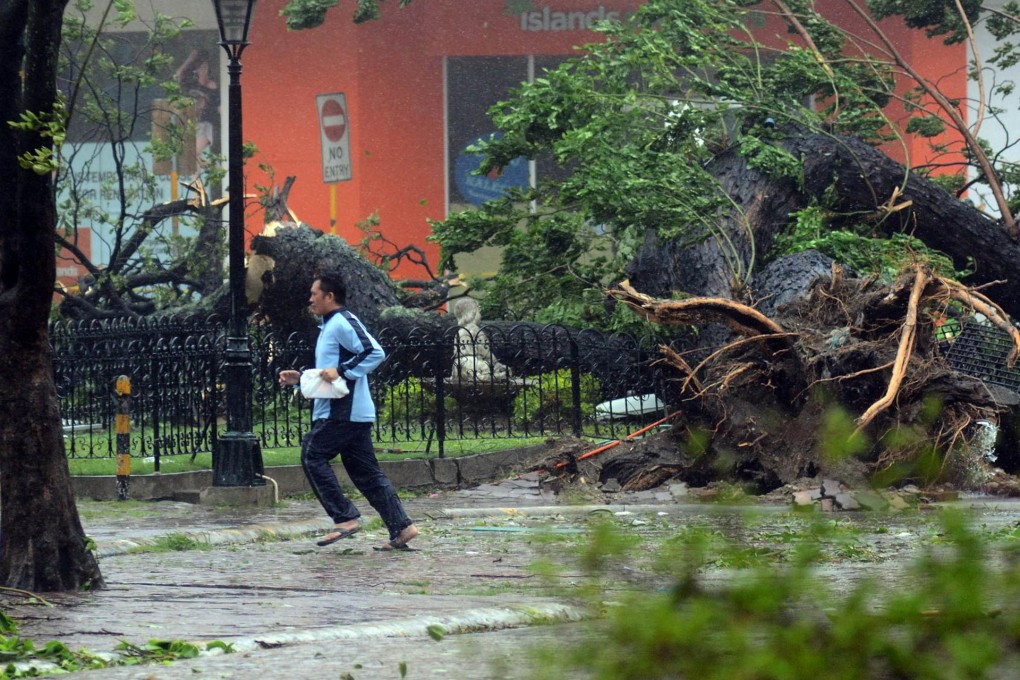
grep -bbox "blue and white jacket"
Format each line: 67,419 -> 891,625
313,308 -> 385,422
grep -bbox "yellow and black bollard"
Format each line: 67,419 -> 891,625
115,375 -> 131,501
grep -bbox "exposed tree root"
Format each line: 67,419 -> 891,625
856,267 -> 928,431
612,280 -> 804,397
679,333 -> 799,397
572,265 -> 1020,494
612,280 -> 790,340
657,345 -> 703,395
853,267 -> 1020,431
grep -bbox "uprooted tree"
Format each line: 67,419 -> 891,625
188,0 -> 1020,494
428,0 -> 1020,493
564,271 -> 1020,493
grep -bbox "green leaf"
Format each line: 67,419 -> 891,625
281,0 -> 340,30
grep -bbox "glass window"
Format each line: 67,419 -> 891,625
447,56 -> 529,209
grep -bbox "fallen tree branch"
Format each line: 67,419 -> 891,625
0,586 -> 52,606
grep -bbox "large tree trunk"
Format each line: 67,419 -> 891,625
251,225 -> 404,335
0,0 -> 103,591
0,335 -> 102,591
250,224 -> 449,343
785,132 -> 1020,318
628,127 -> 1020,321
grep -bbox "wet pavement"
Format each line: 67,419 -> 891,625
3,473 -> 1020,679
1,472 -> 651,679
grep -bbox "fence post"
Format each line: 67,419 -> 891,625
434,343 -> 446,458
151,356 -> 161,473
115,375 -> 131,501
569,336 -> 583,437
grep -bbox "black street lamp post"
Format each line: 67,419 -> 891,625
212,0 -> 264,487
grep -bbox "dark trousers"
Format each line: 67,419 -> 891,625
301,420 -> 412,539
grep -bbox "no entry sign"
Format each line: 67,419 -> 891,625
321,98 -> 347,141
317,92 -> 352,183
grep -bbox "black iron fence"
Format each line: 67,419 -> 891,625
51,317 -> 672,461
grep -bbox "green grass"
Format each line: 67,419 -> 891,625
66,436 -> 552,476
132,533 -> 216,553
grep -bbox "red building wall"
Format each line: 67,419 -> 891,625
811,2 -> 968,169
239,0 -> 968,276
242,0 -> 645,273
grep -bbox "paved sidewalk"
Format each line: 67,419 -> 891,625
11,472 -> 1013,679
1,473 -> 678,679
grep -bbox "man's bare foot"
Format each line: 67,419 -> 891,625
378,524 -> 418,551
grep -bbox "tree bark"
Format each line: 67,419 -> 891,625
628,127 -> 1020,322
250,224 -> 443,342
0,0 -> 103,591
783,131 -> 1020,318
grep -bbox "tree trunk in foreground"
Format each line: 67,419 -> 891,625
0,333 -> 103,591
0,0 -> 103,591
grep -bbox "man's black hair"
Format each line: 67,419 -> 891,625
315,274 -> 347,304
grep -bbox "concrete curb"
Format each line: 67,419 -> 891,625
73,443 -> 557,503
9,603 -> 591,676
94,518 -> 333,558
215,602 -> 591,653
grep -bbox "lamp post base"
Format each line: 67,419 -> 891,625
213,431 -> 265,487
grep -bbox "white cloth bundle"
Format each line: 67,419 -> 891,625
299,369 -> 349,399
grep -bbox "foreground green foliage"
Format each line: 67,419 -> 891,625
529,511 -> 1020,679
0,609 -> 232,678
135,533 -> 215,553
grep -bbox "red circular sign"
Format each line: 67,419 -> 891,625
321,99 -> 347,142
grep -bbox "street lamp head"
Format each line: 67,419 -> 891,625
213,0 -> 257,47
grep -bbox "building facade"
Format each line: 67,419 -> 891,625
74,1 -> 982,280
